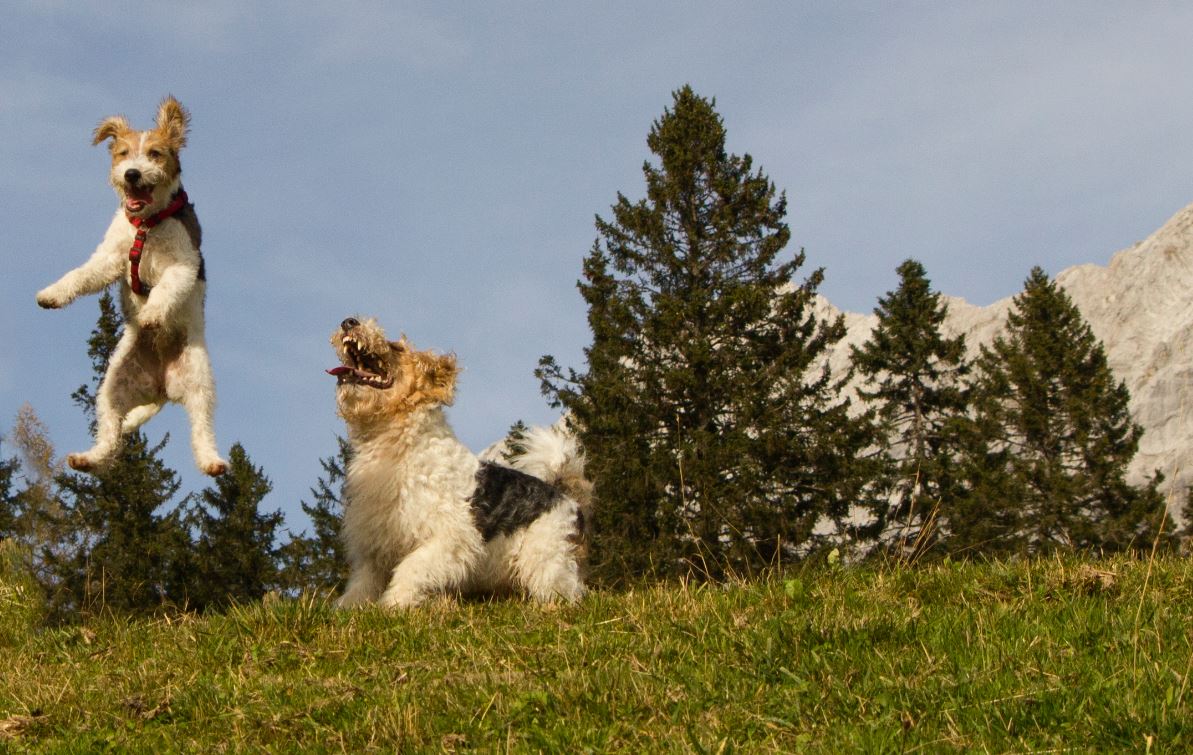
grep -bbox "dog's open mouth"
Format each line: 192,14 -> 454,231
327,335 -> 394,389
124,184 -> 155,214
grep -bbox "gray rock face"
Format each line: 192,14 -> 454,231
818,202 -> 1193,511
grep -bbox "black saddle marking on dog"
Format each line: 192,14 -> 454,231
469,461 -> 563,542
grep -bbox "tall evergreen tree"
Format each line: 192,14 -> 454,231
186,442 -> 282,611
47,289 -> 194,617
0,440 -> 18,539
500,420 -> 531,464
1178,489 -> 1193,547
52,434 -> 190,615
277,436 -> 351,594
70,290 -> 122,432
851,259 -> 969,557
538,86 -> 877,581
954,267 -> 1171,555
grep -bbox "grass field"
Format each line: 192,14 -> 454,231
2,553 -> 1191,752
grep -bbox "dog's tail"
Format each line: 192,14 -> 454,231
486,422 -> 593,511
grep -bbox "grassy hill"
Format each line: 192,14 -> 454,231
1,553 -> 1190,752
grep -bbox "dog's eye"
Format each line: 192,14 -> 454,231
114,148 -> 129,158
147,149 -> 163,159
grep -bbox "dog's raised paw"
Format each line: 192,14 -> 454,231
138,312 -> 164,330
36,290 -> 64,309
201,459 -> 228,476
66,453 -> 94,471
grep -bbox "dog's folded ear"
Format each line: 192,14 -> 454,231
92,115 -> 131,146
432,353 -> 458,384
414,351 -> 459,406
156,96 -> 190,151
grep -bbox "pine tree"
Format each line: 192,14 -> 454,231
52,434 -> 190,615
1178,489 -> 1193,550
538,86 -> 878,581
850,259 -> 969,557
70,290 -> 122,432
277,436 -> 351,594
47,289 -> 194,617
954,267 -> 1171,555
501,420 -> 530,464
185,442 -> 282,611
0,440 -> 18,539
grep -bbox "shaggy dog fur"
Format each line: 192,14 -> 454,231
36,96 -> 226,476
329,317 -> 590,608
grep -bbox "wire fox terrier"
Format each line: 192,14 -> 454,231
329,317 -> 590,608
36,96 -> 227,476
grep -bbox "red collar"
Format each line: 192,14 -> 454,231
126,189 -> 188,296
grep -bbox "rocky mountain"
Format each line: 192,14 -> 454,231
818,201 -> 1193,512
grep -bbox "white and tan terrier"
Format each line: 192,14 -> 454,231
36,96 -> 227,476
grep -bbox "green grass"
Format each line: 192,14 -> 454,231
2,554 -> 1192,752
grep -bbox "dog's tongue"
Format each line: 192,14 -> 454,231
327,366 -> 352,377
125,185 -> 154,214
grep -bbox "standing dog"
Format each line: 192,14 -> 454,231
329,317 -> 589,608
36,96 -> 227,476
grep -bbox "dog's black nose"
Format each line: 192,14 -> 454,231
124,168 -> 142,186
341,317 -> 360,332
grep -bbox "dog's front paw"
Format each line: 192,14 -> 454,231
137,308 -> 165,330
336,592 -> 369,609
200,458 -> 228,476
378,586 -> 424,609
66,452 -> 103,473
36,288 -> 67,309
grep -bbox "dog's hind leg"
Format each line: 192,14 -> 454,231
513,503 -> 587,604
182,388 -> 226,476
516,548 -> 586,604
170,342 -> 227,476
67,332 -> 142,472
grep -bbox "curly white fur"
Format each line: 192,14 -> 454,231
480,421 -> 593,510
331,318 -> 588,608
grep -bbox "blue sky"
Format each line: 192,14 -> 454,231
4,2 -> 1193,529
